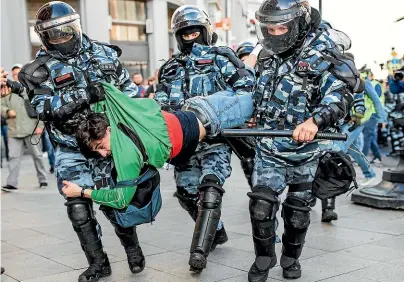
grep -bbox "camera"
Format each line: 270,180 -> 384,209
394,71 -> 404,81
5,79 -> 25,94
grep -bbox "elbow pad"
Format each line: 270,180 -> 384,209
313,103 -> 345,131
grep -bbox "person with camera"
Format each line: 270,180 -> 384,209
17,2 -> 144,281
1,64 -> 48,192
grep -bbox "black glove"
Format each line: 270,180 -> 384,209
86,83 -> 106,104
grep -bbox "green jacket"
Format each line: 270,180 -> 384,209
1,91 -> 44,138
90,83 -> 172,209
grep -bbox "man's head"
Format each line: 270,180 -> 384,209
236,41 -> 255,61
76,113 -> 112,158
11,64 -> 22,82
34,1 -> 82,60
133,73 -> 143,86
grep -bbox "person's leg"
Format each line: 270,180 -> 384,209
362,116 -> 378,157
25,135 -> 48,186
56,146 -> 111,282
281,159 -> 318,279
348,144 -> 376,184
43,130 -> 55,171
182,91 -> 254,136
1,124 -> 9,161
188,144 -> 231,272
370,126 -> 382,161
102,207 -> 145,274
248,156 -> 286,282
4,137 -> 24,189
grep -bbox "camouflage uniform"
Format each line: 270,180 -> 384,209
157,43 -> 254,224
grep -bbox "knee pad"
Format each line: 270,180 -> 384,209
248,186 -> 280,222
65,199 -> 94,226
198,174 -> 225,209
282,196 -> 311,230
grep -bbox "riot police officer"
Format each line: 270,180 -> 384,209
18,2 -> 144,281
155,5 -> 255,273
247,1 -> 361,281
236,41 -> 256,62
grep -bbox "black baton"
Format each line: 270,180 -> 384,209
221,129 -> 347,141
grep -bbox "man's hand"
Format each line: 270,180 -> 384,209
148,93 -> 155,99
7,110 -> 16,118
35,127 -> 43,135
0,67 -> 8,86
292,117 -> 318,142
61,181 -> 83,198
1,86 -> 11,97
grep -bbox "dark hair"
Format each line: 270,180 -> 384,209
76,113 -> 110,158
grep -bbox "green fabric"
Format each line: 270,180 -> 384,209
90,83 -> 172,209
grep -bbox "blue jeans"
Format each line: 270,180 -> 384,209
42,130 -> 55,167
183,91 -> 254,136
362,115 -> 381,159
333,123 -> 376,178
1,124 -> 9,161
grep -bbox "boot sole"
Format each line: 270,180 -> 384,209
78,267 -> 111,282
189,253 -> 206,272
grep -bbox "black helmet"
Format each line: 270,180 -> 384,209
34,1 -> 82,60
171,5 -> 214,52
255,0 -> 311,55
236,41 -> 255,59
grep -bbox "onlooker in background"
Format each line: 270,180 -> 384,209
133,72 -> 146,97
1,68 -> 9,167
42,129 -> 55,173
144,69 -> 159,99
1,64 -> 48,192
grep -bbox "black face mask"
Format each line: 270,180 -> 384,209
178,27 -> 206,54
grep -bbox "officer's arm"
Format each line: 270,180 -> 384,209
116,66 -> 140,98
217,55 -> 255,96
312,72 -> 354,130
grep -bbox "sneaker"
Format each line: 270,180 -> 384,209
2,185 -> 18,192
359,177 -> 377,187
370,157 -> 382,165
40,182 -> 48,188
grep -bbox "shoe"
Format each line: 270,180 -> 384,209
1,266 -> 4,274
50,166 -> 55,174
189,252 -> 207,273
359,177 -> 377,187
282,260 -> 301,279
370,157 -> 382,165
248,256 -> 277,282
40,182 -> 48,188
210,226 -> 228,252
78,255 -> 111,282
321,209 -> 338,222
1,185 -> 18,192
125,245 -> 145,274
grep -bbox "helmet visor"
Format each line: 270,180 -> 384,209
37,19 -> 82,58
255,19 -> 299,55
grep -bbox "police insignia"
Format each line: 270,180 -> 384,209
296,61 -> 310,72
53,72 -> 76,88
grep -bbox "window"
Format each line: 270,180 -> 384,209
109,0 -> 147,41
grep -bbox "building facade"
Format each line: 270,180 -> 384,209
1,0 -> 254,79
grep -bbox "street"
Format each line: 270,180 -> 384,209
1,154 -> 404,282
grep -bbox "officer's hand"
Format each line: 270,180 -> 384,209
7,110 -> 16,118
62,181 -> 82,198
86,83 -> 106,104
293,118 -> 318,142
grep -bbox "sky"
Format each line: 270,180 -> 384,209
256,0 -> 404,77
310,0 -> 404,76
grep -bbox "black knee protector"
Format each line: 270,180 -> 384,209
321,197 -> 336,210
175,186 -> 199,221
65,198 -> 103,253
190,174 -> 224,255
247,185 -> 280,257
281,196 -> 311,261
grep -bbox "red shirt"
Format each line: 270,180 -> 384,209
161,111 -> 183,158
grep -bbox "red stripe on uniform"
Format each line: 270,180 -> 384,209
161,111 -> 183,158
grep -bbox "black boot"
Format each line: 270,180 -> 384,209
65,199 -> 112,282
189,175 -> 224,273
280,196 -> 311,280
210,225 -> 229,252
247,187 -> 279,282
321,197 -> 338,222
115,226 -> 145,274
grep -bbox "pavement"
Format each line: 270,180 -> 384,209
1,153 -> 404,282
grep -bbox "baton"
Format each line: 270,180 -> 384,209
221,129 -> 347,141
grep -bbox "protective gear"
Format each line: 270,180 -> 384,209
87,83 -> 106,104
175,186 -> 199,221
321,197 -> 338,222
247,186 -> 279,282
280,196 -> 311,279
102,208 -> 145,273
178,27 -> 205,54
313,103 -> 348,131
65,199 -> 111,282
189,174 -> 224,272
210,225 -> 228,252
171,5 -> 214,53
313,151 -> 358,200
236,41 -> 255,59
35,2 -> 82,60
255,0 -> 311,55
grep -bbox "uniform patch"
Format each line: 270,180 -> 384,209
53,72 -> 76,88
296,61 -> 310,72
196,59 -> 213,66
